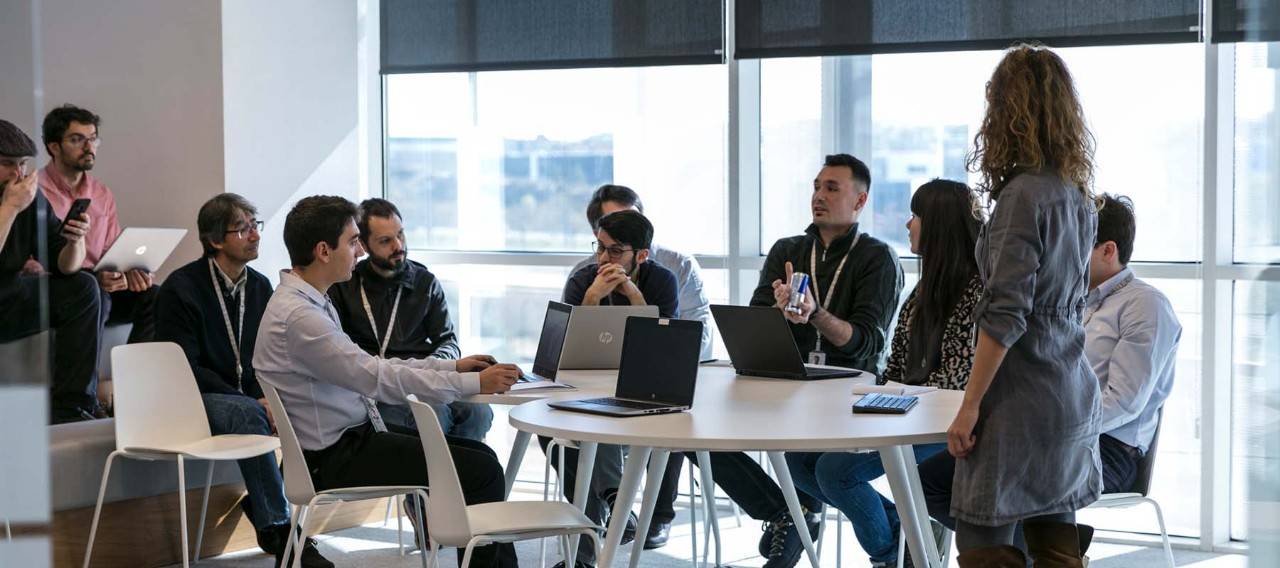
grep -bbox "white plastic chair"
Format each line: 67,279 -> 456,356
1084,410 -> 1175,568
408,399 -> 602,568
82,342 -> 282,568
263,384 -> 430,568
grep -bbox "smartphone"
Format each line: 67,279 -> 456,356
58,198 -> 92,234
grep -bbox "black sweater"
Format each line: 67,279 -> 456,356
155,258 -> 273,399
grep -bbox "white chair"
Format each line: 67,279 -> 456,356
82,342 -> 282,568
1084,411 -> 1175,568
408,399 -> 602,568
263,384 -> 430,568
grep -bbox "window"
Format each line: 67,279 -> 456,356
759,44 -> 1205,262
1233,43 -> 1280,265
385,65 -> 728,255
1232,280 -> 1280,541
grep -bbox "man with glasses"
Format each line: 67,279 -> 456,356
546,209 -> 679,568
37,104 -> 157,344
153,194 -> 333,567
0,119 -> 101,424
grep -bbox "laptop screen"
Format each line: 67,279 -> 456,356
532,302 -> 572,377
615,317 -> 702,406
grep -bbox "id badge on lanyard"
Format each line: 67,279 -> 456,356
807,233 -> 859,367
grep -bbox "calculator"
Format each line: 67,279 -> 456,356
851,393 -> 919,414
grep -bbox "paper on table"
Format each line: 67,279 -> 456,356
508,381 -> 576,392
851,382 -> 936,396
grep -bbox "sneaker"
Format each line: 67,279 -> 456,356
602,491 -> 637,546
758,509 -> 821,568
403,495 -> 430,549
274,536 -> 334,568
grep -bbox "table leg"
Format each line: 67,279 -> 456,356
566,441 -> 598,563
695,451 -> 722,568
628,449 -> 670,568
599,445 -> 651,568
880,445 -> 939,568
504,430 -> 531,498
766,451 -> 820,568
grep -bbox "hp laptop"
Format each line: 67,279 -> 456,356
511,301 -> 576,391
558,305 -> 660,370
549,317 -> 702,417
710,305 -> 862,380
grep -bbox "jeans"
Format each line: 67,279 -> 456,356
377,400 -> 495,442
786,444 -> 946,564
0,272 -> 101,422
202,393 -> 290,530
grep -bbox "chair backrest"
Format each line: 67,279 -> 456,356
262,383 -> 318,505
1129,407 -> 1164,497
408,398 -> 473,545
111,342 -> 212,451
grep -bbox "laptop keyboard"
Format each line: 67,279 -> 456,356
576,397 -> 668,409
851,393 -> 919,414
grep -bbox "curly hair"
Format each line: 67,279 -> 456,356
967,44 -> 1096,202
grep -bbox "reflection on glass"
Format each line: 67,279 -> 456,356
1233,43 -> 1280,265
385,65 -> 728,255
760,45 -> 1204,262
1232,280 -> 1280,541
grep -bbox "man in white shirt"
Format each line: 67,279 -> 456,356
253,195 -> 521,567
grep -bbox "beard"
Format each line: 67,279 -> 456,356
370,250 -> 407,274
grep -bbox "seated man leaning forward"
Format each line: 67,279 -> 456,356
252,195 -> 521,568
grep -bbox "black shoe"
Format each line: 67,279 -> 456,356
758,510 -> 820,568
602,491 -> 637,546
256,525 -> 287,555
643,520 -> 671,549
403,495 -> 429,549
551,561 -> 595,568
273,536 -> 335,568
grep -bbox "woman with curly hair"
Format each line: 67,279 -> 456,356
942,44 -> 1102,567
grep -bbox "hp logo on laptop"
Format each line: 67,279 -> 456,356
598,332 -> 613,344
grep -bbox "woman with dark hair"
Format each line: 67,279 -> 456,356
785,179 -> 983,568
941,44 -> 1101,567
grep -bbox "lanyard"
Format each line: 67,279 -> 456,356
359,277 -> 403,359
208,259 -> 246,391
1084,272 -> 1134,325
808,232 -> 860,352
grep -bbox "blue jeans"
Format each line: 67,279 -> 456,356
786,444 -> 946,564
377,401 -> 494,442
202,393 -> 291,530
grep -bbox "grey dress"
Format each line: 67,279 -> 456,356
952,170 -> 1103,526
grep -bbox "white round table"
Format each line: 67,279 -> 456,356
505,365 -> 962,568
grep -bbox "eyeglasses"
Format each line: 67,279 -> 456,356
225,219 -> 264,239
592,241 -> 634,258
64,134 -> 101,148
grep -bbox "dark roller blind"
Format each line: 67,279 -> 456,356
1213,0 -> 1280,43
382,0 -> 724,74
735,0 -> 1202,59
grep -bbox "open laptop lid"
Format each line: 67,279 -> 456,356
615,316 -> 702,406
531,301 -> 573,379
709,304 -> 809,378
560,305 -> 660,369
92,227 -> 188,272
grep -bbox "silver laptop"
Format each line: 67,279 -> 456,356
558,305 -> 659,370
93,227 -> 187,273
549,317 -> 702,417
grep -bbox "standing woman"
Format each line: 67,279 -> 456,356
948,44 -> 1101,567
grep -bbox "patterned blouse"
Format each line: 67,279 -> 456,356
880,274 -> 983,391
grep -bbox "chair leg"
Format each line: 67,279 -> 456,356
384,497 -> 394,526
414,490 -> 430,568
397,496 -> 405,556
835,508 -> 843,568
688,466 -> 699,568
541,440 -> 556,568
429,539 -> 441,568
1145,498 -> 1176,568
281,504 -> 301,568
941,528 -> 953,568
82,450 -> 120,568
459,537 -> 483,568
896,527 -> 906,568
177,455 -> 191,568
192,461 -> 214,563
293,499 -> 320,568
815,504 -> 826,562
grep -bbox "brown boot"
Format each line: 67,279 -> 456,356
957,545 -> 1027,567
1023,522 -> 1085,567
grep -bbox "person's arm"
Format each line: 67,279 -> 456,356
154,281 -> 242,396
423,277 -> 461,359
677,256 -> 714,358
1098,294 -> 1182,432
563,267 -> 590,305
0,171 -> 39,253
813,246 -> 902,358
948,185 -> 1042,458
924,278 -> 982,389
750,240 -> 790,307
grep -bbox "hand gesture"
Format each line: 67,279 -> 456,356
456,354 -> 497,372
124,269 -> 153,292
1,170 -> 38,213
61,213 -> 91,245
97,270 -> 128,293
947,404 -> 980,458
772,261 -> 814,324
21,258 -> 45,275
478,364 -> 521,394
586,262 -> 629,303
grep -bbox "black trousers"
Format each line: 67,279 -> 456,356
0,272 -> 101,423
684,451 -> 824,522
304,422 -> 517,568
100,285 -> 157,343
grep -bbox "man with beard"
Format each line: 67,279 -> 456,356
329,198 -> 493,441
154,194 -> 333,567
38,104 -> 156,343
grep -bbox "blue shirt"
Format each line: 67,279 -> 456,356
562,260 -> 679,318
1084,268 -> 1182,453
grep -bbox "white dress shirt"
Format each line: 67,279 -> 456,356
1084,268 -> 1182,453
253,270 -> 480,451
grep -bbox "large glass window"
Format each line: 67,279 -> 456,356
1232,280 -> 1280,541
759,44 -> 1205,262
1234,43 -> 1280,265
385,65 -> 728,255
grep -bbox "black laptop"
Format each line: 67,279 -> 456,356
511,301 -> 575,391
710,304 -> 862,380
549,317 -> 702,417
